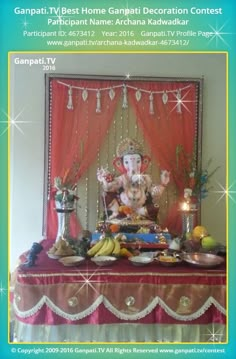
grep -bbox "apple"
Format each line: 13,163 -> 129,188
201,235 -> 217,250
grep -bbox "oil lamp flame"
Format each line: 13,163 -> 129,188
181,202 -> 190,211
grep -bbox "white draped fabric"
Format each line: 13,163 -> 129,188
13,321 -> 226,343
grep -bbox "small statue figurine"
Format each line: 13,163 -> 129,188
97,138 -> 170,222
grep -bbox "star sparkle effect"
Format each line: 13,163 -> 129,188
169,89 -> 196,114
0,281 -> 7,298
21,16 -> 30,30
203,325 -> 225,342
114,0 -> 141,24
211,181 -> 236,205
207,21 -> 233,48
72,263 -> 111,298
48,0 -> 73,32
0,109 -> 32,137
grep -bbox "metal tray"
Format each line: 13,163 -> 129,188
182,252 -> 224,268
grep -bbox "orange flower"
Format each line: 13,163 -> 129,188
109,224 -> 120,233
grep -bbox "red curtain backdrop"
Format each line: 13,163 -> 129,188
46,79 -> 122,239
129,81 -> 197,233
46,78 -> 198,239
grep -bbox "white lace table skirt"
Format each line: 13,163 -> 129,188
13,321 -> 226,343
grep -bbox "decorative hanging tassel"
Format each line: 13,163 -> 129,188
176,89 -> 182,113
82,89 -> 88,102
67,86 -> 73,110
135,89 -> 142,102
96,89 -> 101,113
109,87 -> 115,100
149,92 -> 154,115
162,91 -> 168,105
122,85 -> 128,108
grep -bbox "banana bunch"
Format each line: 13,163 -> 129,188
111,237 -> 121,257
87,237 -> 121,257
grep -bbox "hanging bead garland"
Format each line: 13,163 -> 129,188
176,89 -> 182,113
149,92 -> 154,115
96,89 -> 101,113
82,88 -> 88,102
67,86 -> 73,110
162,91 -> 168,105
109,87 -> 115,101
135,89 -> 142,102
59,80 -> 193,115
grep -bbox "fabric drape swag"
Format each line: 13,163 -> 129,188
129,81 -> 197,233
47,79 -> 122,239
47,78 -> 198,239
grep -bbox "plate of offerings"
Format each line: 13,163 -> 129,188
182,252 -> 224,268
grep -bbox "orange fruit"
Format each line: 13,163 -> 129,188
192,225 -> 208,241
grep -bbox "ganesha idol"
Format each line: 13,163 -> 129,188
97,138 -> 170,223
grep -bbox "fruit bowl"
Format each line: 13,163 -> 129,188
182,252 -> 224,268
58,256 -> 85,266
156,255 -> 182,267
91,256 -> 117,266
128,256 -> 153,266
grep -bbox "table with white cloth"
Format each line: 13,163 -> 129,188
12,239 -> 226,343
